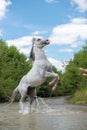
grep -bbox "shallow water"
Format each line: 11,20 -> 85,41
0,97 -> 87,130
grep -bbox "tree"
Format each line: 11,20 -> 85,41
61,42 -> 87,97
0,39 -> 31,101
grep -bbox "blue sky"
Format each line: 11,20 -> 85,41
0,0 -> 87,70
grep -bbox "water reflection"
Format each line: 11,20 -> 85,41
0,97 -> 87,130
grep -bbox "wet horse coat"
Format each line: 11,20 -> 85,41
11,38 -> 59,113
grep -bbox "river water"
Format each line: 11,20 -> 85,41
0,97 -> 87,130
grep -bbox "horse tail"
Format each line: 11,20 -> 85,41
9,88 -> 18,104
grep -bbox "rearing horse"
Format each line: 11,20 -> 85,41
10,38 -> 60,113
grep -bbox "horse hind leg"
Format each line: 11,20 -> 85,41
27,87 -> 36,111
49,75 -> 60,92
48,78 -> 57,86
51,81 -> 58,92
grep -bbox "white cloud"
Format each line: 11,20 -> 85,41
45,0 -> 58,3
0,0 -> 11,20
71,0 -> 87,12
49,18 -> 87,47
70,42 -> 79,48
48,57 -> 64,71
32,30 -> 47,35
6,36 -> 43,56
32,31 -> 41,35
6,36 -> 32,48
19,47 -> 31,56
6,36 -> 33,55
59,48 -> 73,52
6,17 -> 87,62
71,18 -> 87,24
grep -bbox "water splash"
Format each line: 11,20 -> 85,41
30,96 -> 53,113
18,97 -> 82,115
35,96 -> 50,108
30,97 -> 82,115
19,102 -> 30,115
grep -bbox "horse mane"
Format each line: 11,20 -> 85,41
29,38 -> 35,63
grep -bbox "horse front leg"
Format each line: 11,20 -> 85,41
19,90 -> 28,114
44,71 -> 60,91
19,94 -> 26,114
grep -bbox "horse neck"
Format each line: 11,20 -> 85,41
34,46 -> 46,60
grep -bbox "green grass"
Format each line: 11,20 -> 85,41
69,86 -> 87,104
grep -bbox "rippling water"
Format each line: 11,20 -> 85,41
0,97 -> 87,130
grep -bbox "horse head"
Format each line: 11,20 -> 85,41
29,37 -> 50,63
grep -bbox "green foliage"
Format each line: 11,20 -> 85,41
0,39 -> 31,102
61,43 -> 87,104
69,86 -> 87,104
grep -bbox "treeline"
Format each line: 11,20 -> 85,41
0,39 -> 31,101
60,42 -> 87,104
0,39 -> 87,103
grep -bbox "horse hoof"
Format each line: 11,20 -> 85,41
48,82 -> 52,86
51,86 -> 57,92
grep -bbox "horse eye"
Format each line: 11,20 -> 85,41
37,38 -> 41,41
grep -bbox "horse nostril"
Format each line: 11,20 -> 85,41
46,39 -> 50,44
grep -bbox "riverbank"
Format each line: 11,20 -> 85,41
69,86 -> 87,105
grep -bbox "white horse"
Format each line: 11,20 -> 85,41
10,38 -> 60,113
